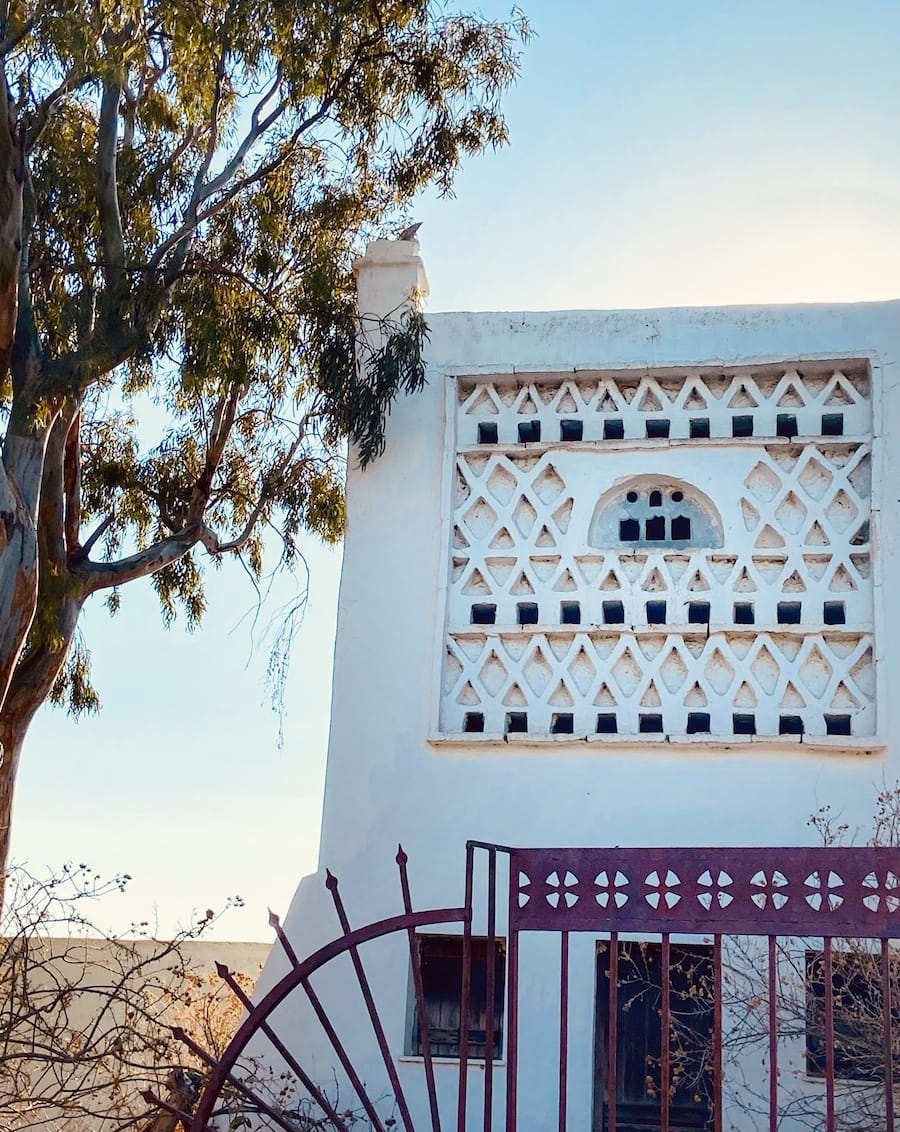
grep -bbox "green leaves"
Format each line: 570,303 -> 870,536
0,0 -> 528,727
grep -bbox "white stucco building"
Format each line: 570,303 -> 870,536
251,238 -> 899,1132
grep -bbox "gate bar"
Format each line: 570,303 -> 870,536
558,930 -> 569,1132
484,847 -> 497,1132
768,935 -> 778,1132
457,844 -> 475,1132
661,933 -> 670,1132
608,933 -> 618,1132
714,934 -> 723,1132
823,937 -> 836,1132
883,937 -> 895,1132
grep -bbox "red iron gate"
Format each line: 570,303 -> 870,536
146,841 -> 900,1131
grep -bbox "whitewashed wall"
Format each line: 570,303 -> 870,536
257,243 -> 900,1132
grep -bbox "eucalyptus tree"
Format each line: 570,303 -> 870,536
0,0 -> 529,873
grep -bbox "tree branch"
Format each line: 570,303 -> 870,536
95,70 -> 126,302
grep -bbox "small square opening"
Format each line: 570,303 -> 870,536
649,490 -> 663,507
688,601 -> 710,624
646,419 -> 670,439
689,418 -> 710,438
825,714 -> 852,736
560,419 -> 583,442
604,419 -> 625,440
777,601 -> 802,624
733,713 -> 756,735
463,712 -> 485,733
505,712 -> 528,734
471,603 -> 497,625
779,715 -> 804,735
823,601 -> 845,625
603,600 -> 625,624
619,518 -> 640,541
595,713 -> 617,734
517,602 -> 539,625
776,413 -> 798,439
477,422 -> 499,445
732,415 -> 754,437
560,601 -> 581,625
517,420 -> 541,444
551,713 -> 574,735
822,412 -> 844,436
734,602 -> 755,625
639,713 -> 664,733
687,712 -> 711,735
646,600 -> 667,624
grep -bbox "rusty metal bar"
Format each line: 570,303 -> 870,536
301,975 -> 386,1132
268,909 -> 300,967
457,842 -> 475,1132
325,870 -> 416,1132
483,847 -> 497,1132
883,937 -> 895,1132
214,963 -> 352,1132
608,933 -> 618,1132
768,935 -> 778,1132
823,937 -> 836,1132
397,846 -> 442,1132
661,933 -> 670,1132
172,1025 -> 302,1132
714,934 -> 723,1132
506,887 -> 520,1132
558,930 -> 569,1132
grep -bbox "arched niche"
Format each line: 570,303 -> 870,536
588,476 -> 723,549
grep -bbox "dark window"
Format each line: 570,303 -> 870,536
734,602 -> 755,625
596,713 -> 617,734
779,715 -> 804,735
471,603 -> 496,625
687,712 -> 711,734
560,601 -> 581,625
671,490 -> 684,502
732,415 -> 754,437
619,518 -> 640,541
551,713 -> 574,735
688,601 -> 711,624
603,600 -> 625,624
604,418 -> 625,440
595,942 -> 716,1131
777,601 -> 802,624
644,515 -> 666,540
517,420 -> 541,443
626,490 -> 639,503
477,422 -> 499,445
776,413 -> 798,439
690,418 -> 710,438
825,714 -> 852,736
517,602 -> 539,625
733,713 -> 756,735
670,514 -> 692,540
505,712 -> 528,734
463,712 -> 484,733
639,713 -> 664,733
806,950 -> 889,1082
824,601 -> 846,625
646,419 -> 670,439
822,413 -> 844,436
560,419 -> 583,442
646,600 -> 666,624
408,936 -> 505,1060
649,489 -> 663,507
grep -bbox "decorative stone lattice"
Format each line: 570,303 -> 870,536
440,362 -> 876,743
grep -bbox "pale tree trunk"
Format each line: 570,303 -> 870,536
0,586 -> 86,910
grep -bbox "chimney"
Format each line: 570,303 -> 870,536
353,237 -> 430,336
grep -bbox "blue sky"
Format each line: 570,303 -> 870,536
10,0 -> 900,939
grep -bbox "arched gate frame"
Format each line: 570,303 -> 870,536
145,841 -> 900,1132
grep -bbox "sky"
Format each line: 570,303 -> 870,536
10,0 -> 900,941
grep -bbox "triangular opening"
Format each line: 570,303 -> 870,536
594,682 -> 618,706
536,524 -> 557,548
804,521 -> 831,547
781,569 -> 806,593
829,564 -> 857,592
553,568 -> 578,592
462,568 -> 492,595
503,682 -> 528,707
511,571 -> 535,595
642,566 -> 668,592
638,386 -> 663,411
755,524 -> 786,549
780,681 -> 806,708
728,382 -> 758,408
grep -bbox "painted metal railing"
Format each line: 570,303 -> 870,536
143,841 -> 900,1132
